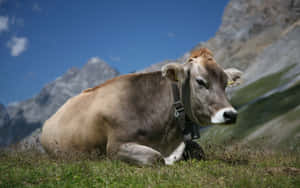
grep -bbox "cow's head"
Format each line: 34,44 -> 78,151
162,48 -> 243,125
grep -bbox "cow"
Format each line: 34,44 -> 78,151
40,48 -> 243,166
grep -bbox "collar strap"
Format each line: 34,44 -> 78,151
171,83 -> 200,141
172,83 -> 185,118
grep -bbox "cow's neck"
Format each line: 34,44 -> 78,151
171,79 -> 200,141
127,71 -> 198,152
140,71 -> 200,141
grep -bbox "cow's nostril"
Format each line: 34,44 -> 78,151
223,111 -> 237,123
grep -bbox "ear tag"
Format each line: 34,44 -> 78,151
227,80 -> 235,86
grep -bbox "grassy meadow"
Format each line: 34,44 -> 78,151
0,144 -> 299,188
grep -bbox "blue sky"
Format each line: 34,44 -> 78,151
0,0 -> 229,105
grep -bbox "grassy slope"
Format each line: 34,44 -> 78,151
199,66 -> 300,150
0,148 -> 299,188
231,65 -> 296,108
244,107 -> 300,150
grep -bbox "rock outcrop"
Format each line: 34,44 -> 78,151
196,0 -> 299,79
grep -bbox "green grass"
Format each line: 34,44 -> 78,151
0,146 -> 299,188
232,82 -> 300,139
231,64 -> 296,108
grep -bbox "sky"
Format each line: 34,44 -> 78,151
0,0 -> 229,105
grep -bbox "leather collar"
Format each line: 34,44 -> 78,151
172,83 -> 200,141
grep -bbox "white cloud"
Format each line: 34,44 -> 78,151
109,56 -> 121,62
0,16 -> 9,33
167,32 -> 176,38
7,36 -> 28,56
32,3 -> 42,12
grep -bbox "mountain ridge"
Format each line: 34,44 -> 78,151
0,58 -> 119,147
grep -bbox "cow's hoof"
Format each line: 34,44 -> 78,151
183,140 -> 205,161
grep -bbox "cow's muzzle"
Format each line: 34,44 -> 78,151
211,107 -> 237,124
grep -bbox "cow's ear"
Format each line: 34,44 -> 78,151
161,63 -> 185,82
224,68 -> 243,87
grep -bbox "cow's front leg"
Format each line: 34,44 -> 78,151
164,142 -> 186,165
111,142 -> 186,166
114,143 -> 164,166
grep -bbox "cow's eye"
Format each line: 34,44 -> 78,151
196,78 -> 208,89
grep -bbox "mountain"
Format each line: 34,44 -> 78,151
199,0 -> 300,81
0,57 -> 119,148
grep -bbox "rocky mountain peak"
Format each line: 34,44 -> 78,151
193,0 -> 300,72
0,58 -> 119,147
219,0 -> 299,41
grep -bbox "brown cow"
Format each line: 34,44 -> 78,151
40,48 -> 242,166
